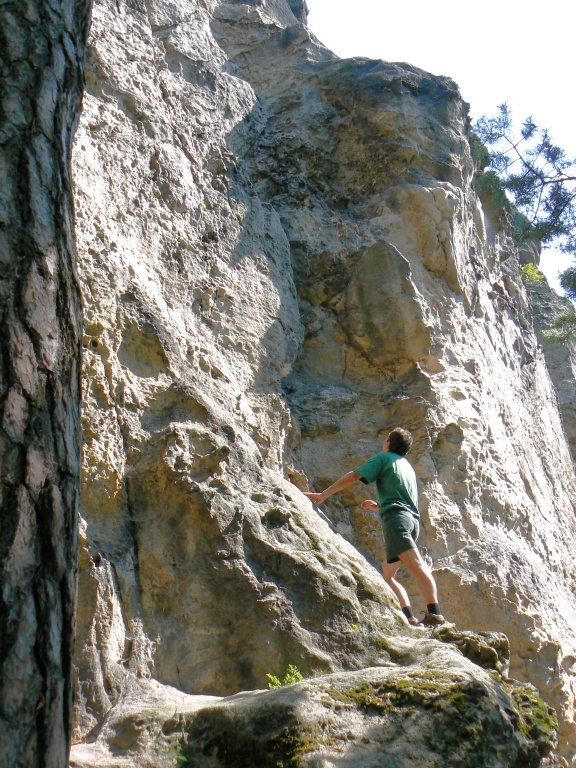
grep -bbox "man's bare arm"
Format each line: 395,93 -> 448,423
303,471 -> 362,505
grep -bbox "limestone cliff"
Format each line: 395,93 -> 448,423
527,276 -> 576,463
70,0 -> 576,764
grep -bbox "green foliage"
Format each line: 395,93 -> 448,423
167,745 -> 187,767
520,263 -> 545,283
475,169 -> 511,216
541,308 -> 576,344
470,132 -> 491,172
559,265 -> 576,301
267,664 -> 304,689
475,103 -> 576,286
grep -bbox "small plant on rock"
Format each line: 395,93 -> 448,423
167,744 -> 187,767
266,664 -> 304,689
520,263 -> 545,284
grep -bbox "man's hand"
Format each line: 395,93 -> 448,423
303,471 -> 362,506
360,499 -> 378,512
304,492 -> 326,505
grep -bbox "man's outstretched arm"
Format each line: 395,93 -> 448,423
303,471 -> 362,505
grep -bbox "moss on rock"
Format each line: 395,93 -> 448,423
432,626 -> 510,673
179,664 -> 558,768
506,682 -> 559,763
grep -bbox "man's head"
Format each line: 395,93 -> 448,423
385,427 -> 413,456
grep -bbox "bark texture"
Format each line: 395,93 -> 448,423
0,1 -> 92,766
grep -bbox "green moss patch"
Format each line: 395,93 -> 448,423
272,724 -> 336,767
505,683 -> 558,758
324,669 -> 481,718
433,626 -> 509,672
323,671 -> 508,766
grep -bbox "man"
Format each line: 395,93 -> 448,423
303,427 -> 445,626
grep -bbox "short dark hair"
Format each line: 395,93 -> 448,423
387,427 -> 413,456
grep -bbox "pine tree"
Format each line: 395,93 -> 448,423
0,1 -> 92,765
475,104 -> 576,298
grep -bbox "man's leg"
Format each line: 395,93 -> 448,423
382,560 -> 420,625
382,560 -> 410,608
397,547 -> 439,605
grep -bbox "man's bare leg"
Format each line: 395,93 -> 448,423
382,561 -> 411,609
397,547 -> 438,605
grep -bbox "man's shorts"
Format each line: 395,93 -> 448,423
381,508 -> 420,564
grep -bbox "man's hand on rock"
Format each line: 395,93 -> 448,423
303,472 -> 361,506
360,499 -> 378,512
304,492 -> 326,505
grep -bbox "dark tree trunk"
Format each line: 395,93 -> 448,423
0,1 -> 92,765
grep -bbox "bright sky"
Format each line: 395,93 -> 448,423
305,0 -> 576,293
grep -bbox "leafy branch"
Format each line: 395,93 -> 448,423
266,664 -> 304,689
540,308 -> 576,344
474,104 -> 576,288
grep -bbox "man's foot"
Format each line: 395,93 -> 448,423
420,612 -> 445,626
407,616 -> 420,626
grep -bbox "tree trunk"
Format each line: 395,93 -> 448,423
0,1 -> 92,765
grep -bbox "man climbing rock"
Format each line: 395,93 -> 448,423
304,427 -> 445,626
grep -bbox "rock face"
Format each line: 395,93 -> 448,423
527,276 -> 576,462
71,0 -> 576,763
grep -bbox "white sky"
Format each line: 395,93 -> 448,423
305,0 -> 576,292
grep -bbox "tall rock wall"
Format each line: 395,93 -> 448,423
528,275 -> 576,462
71,0 -> 576,763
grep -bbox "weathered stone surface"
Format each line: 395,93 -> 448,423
70,678 -> 218,768
71,0 -> 576,763
527,275 -> 576,461
70,643 -> 558,768
180,662 -> 556,768
208,6 -> 576,756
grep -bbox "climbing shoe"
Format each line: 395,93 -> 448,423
407,616 -> 420,626
420,612 -> 445,626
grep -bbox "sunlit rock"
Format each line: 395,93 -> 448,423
70,0 -> 576,763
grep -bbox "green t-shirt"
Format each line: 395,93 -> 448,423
355,451 -> 419,518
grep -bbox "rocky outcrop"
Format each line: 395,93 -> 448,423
71,0 -> 576,764
180,666 -> 554,768
70,679 -> 218,768
71,630 -> 556,768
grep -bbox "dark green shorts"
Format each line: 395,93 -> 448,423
380,508 -> 420,564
